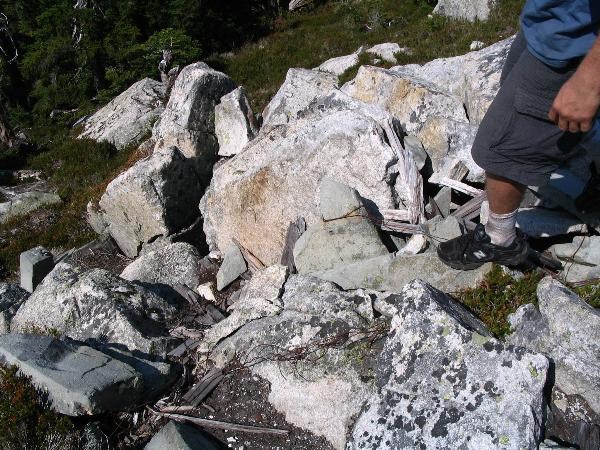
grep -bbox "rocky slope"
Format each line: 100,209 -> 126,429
1,18 -> 599,450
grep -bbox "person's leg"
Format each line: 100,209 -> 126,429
484,173 -> 526,247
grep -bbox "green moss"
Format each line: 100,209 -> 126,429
454,265 -> 543,338
0,365 -> 78,449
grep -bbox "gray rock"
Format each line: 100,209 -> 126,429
261,68 -> 338,128
403,135 -> 428,170
79,78 -> 165,149
0,283 -> 29,333
215,86 -> 259,157
319,178 -> 363,221
391,36 -> 513,125
99,146 -> 202,258
120,242 -> 204,289
424,215 -> 463,247
200,101 -> 401,266
209,275 -> 386,450
145,421 -> 220,450
366,43 -> 411,64
349,280 -> 548,450
433,0 -> 497,21
12,262 -> 178,356
316,52 -> 361,76
313,252 -> 492,293
216,245 -> 247,291
432,186 -> 452,217
200,265 -> 287,352
342,65 -> 468,136
86,201 -> 108,235
20,246 -> 54,293
293,217 -> 389,273
0,186 -> 62,223
551,236 -> 600,283
508,278 -> 600,416
152,62 -> 237,182
0,334 -> 143,416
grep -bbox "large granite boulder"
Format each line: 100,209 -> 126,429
0,283 -> 29,333
78,78 -> 166,149
508,278 -> 600,418
261,68 -> 338,129
0,182 -> 62,223
550,236 -> 600,283
348,280 -> 548,450
200,98 -> 402,265
120,242 -> 204,289
152,62 -> 237,182
0,334 -> 143,416
342,65 -> 468,136
215,87 -> 259,157
11,262 -> 178,356
433,0 -> 498,21
99,146 -> 202,258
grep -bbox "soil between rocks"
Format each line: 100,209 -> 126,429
166,368 -> 335,450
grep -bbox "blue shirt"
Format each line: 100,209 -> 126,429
521,0 -> 600,68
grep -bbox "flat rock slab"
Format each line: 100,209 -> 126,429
349,280 -> 548,450
508,278 -> 600,416
0,283 -> 29,333
319,178 -> 363,221
216,245 -> 247,291
316,53 -> 360,76
312,252 -> 492,293
0,190 -> 62,224
145,421 -> 220,450
0,334 -> 142,416
215,86 -> 259,157
551,235 -> 600,283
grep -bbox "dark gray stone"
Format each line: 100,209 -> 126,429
19,246 -> 54,293
216,245 -> 246,291
145,421 -> 221,450
0,334 -> 143,416
0,283 -> 29,333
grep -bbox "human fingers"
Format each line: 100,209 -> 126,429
558,116 -> 569,131
568,120 -> 581,133
548,106 -> 559,124
580,120 -> 593,133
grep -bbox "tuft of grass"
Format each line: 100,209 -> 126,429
455,265 -> 543,338
0,130 -> 143,280
573,282 -> 600,309
0,365 -> 78,450
212,0 -> 526,112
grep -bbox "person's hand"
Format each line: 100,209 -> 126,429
549,67 -> 600,133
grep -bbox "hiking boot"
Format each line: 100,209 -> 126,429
436,223 -> 529,271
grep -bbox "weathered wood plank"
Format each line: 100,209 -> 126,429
439,177 -> 483,197
280,217 -> 306,273
232,238 -> 266,273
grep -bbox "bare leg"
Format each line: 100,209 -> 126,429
486,172 -> 525,214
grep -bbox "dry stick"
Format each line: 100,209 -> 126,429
452,192 -> 487,220
182,369 -> 225,407
439,177 -> 483,197
232,238 -> 266,273
383,120 -> 425,224
147,408 -> 290,436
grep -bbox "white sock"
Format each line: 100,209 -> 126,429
485,209 -> 518,247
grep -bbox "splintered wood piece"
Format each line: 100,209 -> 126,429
173,284 -> 202,306
383,120 -> 425,224
182,368 -> 224,407
280,217 -> 307,273
439,177 -> 484,197
379,222 -> 422,234
232,238 -> 265,273
168,338 -> 202,359
147,408 -> 290,436
452,192 -> 487,220
446,160 -> 469,181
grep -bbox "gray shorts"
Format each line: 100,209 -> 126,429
472,31 -> 586,186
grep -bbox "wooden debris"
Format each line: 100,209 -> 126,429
147,408 -> 290,436
173,283 -> 202,306
439,177 -> 484,197
452,192 -> 487,220
168,338 -> 202,359
383,120 -> 425,224
182,368 -> 225,407
446,160 -> 469,181
232,238 -> 266,273
280,217 -> 307,273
